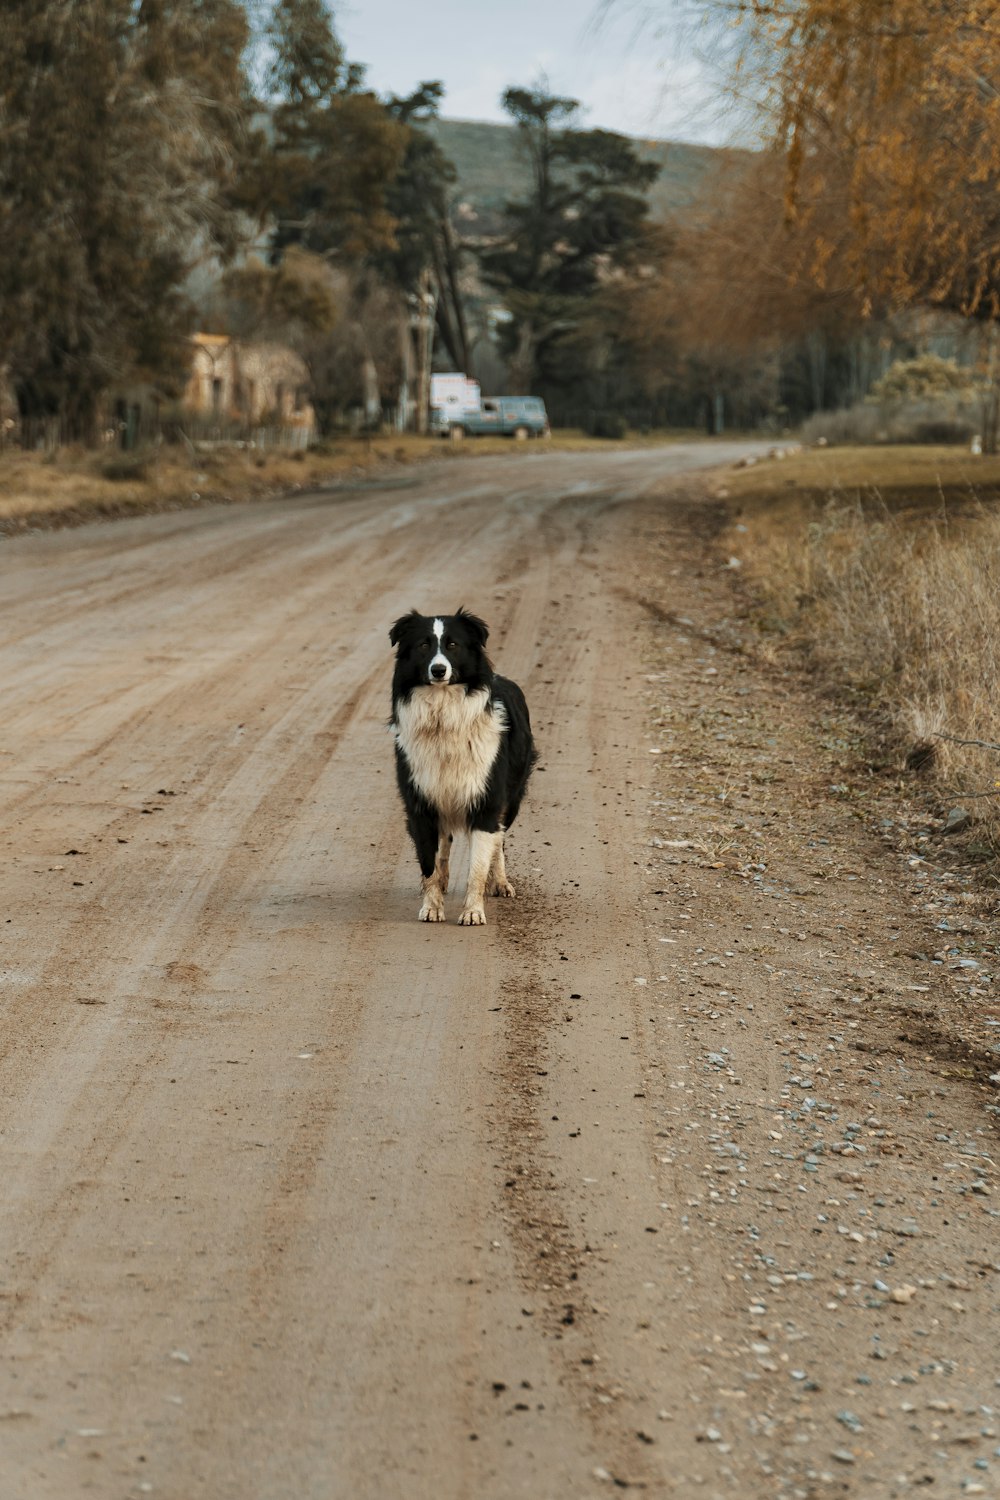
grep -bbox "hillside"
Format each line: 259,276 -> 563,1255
431,117 -> 740,232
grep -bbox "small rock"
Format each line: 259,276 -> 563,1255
942,807 -> 971,836
890,1284 -> 918,1304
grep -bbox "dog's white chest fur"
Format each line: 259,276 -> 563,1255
394,685 -> 505,824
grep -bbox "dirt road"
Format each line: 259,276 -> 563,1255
0,445 -> 997,1500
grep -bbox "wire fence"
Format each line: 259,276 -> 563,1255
170,416 -> 314,451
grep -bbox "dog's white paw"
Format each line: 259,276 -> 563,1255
458,904 -> 486,926
419,898 -> 446,922
487,879 -> 516,898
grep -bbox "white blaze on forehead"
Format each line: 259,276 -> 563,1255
429,617 -> 452,682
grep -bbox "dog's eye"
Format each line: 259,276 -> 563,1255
445,639 -> 457,649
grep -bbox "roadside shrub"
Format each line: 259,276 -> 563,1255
802,356 -> 991,448
801,406 -> 887,446
100,451 -> 153,482
802,398 -> 981,448
870,354 -> 981,404
909,418 -> 976,446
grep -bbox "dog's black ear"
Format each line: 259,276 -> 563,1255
456,607 -> 489,646
389,610 -> 422,648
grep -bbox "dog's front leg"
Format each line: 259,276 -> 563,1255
419,874 -> 446,923
419,828 -> 453,922
459,829 -> 500,926
412,812 -> 445,922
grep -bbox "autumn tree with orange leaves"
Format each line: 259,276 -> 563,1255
615,143 -> 886,429
712,0 -> 1000,320
615,1 -> 1000,435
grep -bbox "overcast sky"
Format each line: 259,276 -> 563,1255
337,0 -> 733,145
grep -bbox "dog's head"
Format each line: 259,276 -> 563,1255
389,607 -> 491,689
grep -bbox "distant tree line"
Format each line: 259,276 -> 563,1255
4,0 -> 997,446
616,0 -> 1000,440
0,0 -> 252,444
0,0 -> 671,443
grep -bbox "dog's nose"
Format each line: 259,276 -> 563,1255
430,662 -> 448,680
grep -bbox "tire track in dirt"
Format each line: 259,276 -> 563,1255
487,500 -> 678,1492
0,444 -> 773,1500
0,675 -> 382,1323
0,493 -> 519,1339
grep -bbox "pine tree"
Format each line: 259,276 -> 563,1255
479,85 -> 659,395
381,83 -> 470,373
256,0 -> 405,264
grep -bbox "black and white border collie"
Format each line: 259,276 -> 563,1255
389,608 -> 537,925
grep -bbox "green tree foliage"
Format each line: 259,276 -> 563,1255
216,246 -> 340,342
479,85 -> 659,394
381,83 -> 470,373
0,0 -> 253,442
267,0 -> 350,103
252,0 -> 405,263
228,1 -> 412,430
218,249 -> 406,436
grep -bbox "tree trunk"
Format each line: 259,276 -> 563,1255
806,330 -> 827,411
413,268 -> 437,434
509,322 -> 536,395
439,217 -> 470,373
431,240 -> 464,372
397,318 -> 412,433
362,352 -> 380,430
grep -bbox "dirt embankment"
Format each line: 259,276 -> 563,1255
0,445 -> 996,1500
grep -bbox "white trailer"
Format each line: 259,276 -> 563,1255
430,373 -> 481,416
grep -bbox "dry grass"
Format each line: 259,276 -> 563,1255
725,443 -> 1000,518
0,438 -> 404,529
0,427 -> 694,532
721,445 -> 1000,843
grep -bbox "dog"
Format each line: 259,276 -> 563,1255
389,608 -> 537,925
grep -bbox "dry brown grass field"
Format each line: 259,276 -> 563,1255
0,428 -> 698,532
721,444 -> 1000,850
0,435 -> 451,529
